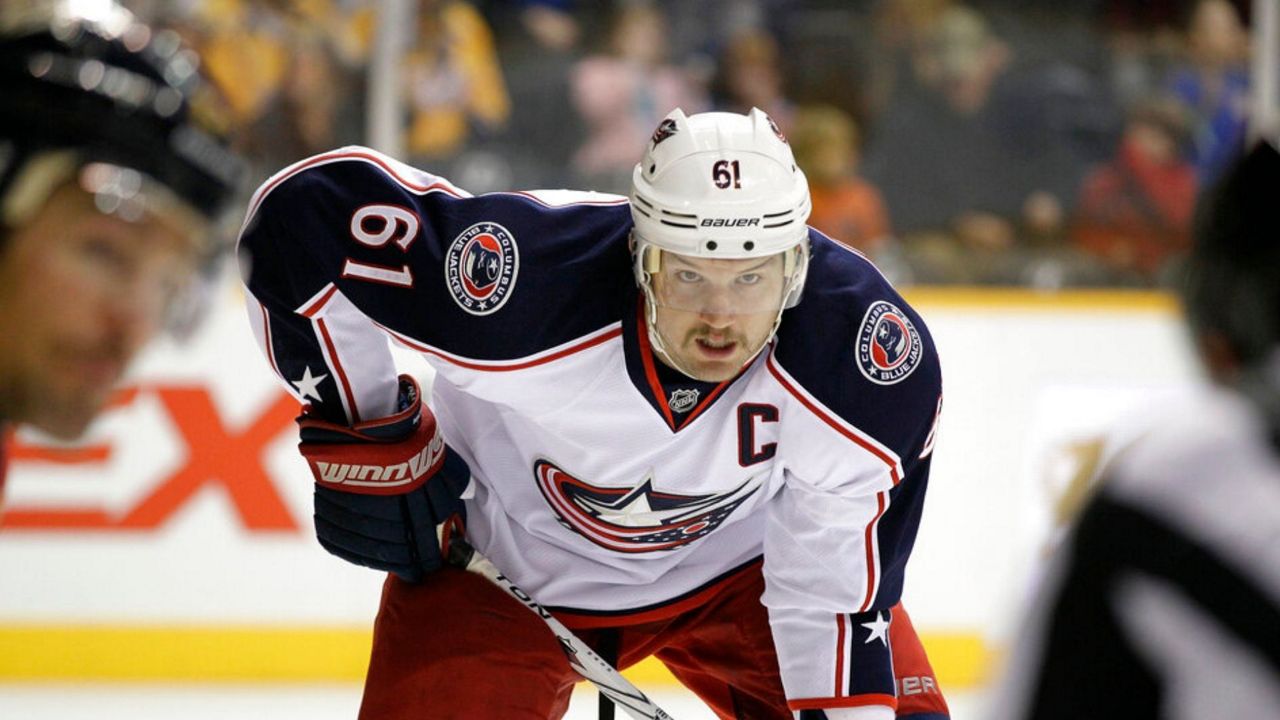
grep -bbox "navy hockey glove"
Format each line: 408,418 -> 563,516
298,375 -> 469,582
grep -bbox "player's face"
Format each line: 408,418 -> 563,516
0,181 -> 200,439
649,252 -> 788,382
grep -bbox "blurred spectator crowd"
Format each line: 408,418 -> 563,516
122,0 -> 1257,289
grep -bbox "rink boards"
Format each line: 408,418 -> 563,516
0,285 -> 1196,690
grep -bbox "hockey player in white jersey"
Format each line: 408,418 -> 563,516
991,142 -> 1280,719
239,108 -> 949,719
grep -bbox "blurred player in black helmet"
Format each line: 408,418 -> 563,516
992,141 -> 1280,719
0,1 -> 243,490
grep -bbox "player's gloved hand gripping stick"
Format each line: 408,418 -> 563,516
298,376 -> 672,718
298,375 -> 469,582
439,523 -> 677,720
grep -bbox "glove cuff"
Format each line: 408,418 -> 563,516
298,375 -> 423,444
299,376 -> 447,495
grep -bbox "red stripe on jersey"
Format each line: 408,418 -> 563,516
860,491 -> 890,613
298,284 -> 340,318
834,613 -> 848,696
676,378 -> 731,430
789,694 -> 898,712
764,353 -> 902,485
243,149 -> 464,230
377,322 -> 622,372
315,317 -> 361,424
635,304 -> 676,429
295,284 -> 361,423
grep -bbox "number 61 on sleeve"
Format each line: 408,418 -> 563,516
342,204 -> 421,288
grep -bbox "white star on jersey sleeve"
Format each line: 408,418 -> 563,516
291,366 -> 328,401
861,611 -> 890,646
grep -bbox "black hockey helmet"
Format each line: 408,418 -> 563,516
0,1 -> 244,237
1182,140 -> 1280,441
1182,141 -> 1280,368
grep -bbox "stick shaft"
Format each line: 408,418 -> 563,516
449,538 -> 675,720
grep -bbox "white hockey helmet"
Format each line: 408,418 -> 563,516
630,108 -> 811,310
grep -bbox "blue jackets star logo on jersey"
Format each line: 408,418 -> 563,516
856,300 -> 923,385
534,459 -> 760,553
445,222 -> 519,315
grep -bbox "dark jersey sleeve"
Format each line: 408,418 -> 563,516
238,147 -> 633,426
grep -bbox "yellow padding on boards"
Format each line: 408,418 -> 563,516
904,286 -> 1178,313
0,626 -> 992,689
0,626 -> 373,682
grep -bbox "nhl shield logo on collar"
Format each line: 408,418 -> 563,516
668,388 -> 699,413
445,222 -> 519,315
856,300 -> 923,385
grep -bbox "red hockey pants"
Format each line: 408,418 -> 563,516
358,564 -> 949,719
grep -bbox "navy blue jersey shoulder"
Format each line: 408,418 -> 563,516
774,231 -> 942,461
240,149 -> 634,360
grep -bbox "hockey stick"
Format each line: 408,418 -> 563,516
442,531 -> 676,720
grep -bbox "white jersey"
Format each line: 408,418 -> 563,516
238,147 -> 944,707
993,386 -> 1280,719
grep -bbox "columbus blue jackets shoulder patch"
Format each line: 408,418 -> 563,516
445,221 -> 519,315
856,300 -> 923,385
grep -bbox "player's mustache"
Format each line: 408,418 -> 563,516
685,326 -> 745,346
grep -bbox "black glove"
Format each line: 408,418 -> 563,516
298,375 -> 469,582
